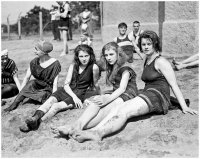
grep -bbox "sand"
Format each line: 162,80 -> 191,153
1,32 -> 199,158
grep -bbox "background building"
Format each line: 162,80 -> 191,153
100,1 -> 199,56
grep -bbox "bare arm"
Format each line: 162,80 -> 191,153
156,57 -> 197,115
128,33 -> 144,60
92,64 -> 101,94
13,73 -> 21,91
63,64 -> 83,108
52,75 -> 59,93
20,67 -> 31,91
108,71 -> 130,102
92,70 -> 130,107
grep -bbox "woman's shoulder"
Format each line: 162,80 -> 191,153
119,63 -> 136,75
92,63 -> 99,71
156,56 -> 170,65
155,56 -> 172,70
30,57 -> 39,64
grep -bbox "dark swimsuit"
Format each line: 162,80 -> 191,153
138,56 -> 171,114
111,64 -> 138,101
52,63 -> 99,105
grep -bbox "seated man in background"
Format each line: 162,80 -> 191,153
114,22 -> 142,63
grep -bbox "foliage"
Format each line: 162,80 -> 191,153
3,1 -> 100,35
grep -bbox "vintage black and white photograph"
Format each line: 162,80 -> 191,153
1,1 -> 199,157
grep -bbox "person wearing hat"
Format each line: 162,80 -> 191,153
1,49 -> 21,100
4,40 -> 61,112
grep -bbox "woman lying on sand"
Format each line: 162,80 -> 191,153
52,31 -> 197,142
4,40 -> 61,112
52,41 -> 138,138
20,44 -> 100,132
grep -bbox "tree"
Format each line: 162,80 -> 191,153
20,5 -> 51,35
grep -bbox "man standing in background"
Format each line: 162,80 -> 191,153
50,5 -> 61,41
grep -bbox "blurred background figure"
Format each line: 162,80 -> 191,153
79,7 -> 94,41
67,4 -> 73,41
1,49 -> 21,104
50,5 -> 61,41
78,33 -> 92,47
57,1 -> 71,56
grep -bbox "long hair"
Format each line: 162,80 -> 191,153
138,30 -> 162,53
97,42 -> 127,85
73,44 -> 96,83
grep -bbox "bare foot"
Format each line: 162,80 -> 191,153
72,130 -> 101,143
51,125 -> 74,138
175,64 -> 184,70
172,58 -> 181,65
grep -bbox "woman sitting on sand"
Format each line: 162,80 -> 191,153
1,49 -> 21,99
53,31 -> 197,142
4,40 -> 61,112
172,53 -> 199,70
52,41 -> 138,137
19,44 -> 100,132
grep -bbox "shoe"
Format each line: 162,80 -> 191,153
25,117 -> 40,130
19,124 -> 31,133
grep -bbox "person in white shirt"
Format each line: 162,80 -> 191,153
128,21 -> 144,59
50,5 -> 61,41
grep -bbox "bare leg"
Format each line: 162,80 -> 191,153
60,30 -> 68,56
37,96 -> 58,114
89,98 -> 124,131
180,54 -> 199,64
42,101 -> 73,121
175,60 -> 199,70
74,97 -> 150,142
173,54 -> 199,65
52,95 -> 111,137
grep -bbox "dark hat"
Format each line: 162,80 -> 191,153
35,40 -> 53,54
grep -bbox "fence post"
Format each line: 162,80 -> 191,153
7,14 -> 10,40
18,12 -> 22,40
39,11 -> 43,40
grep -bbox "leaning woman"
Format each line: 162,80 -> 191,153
65,30 -> 197,142
52,42 -> 138,137
4,40 -> 61,112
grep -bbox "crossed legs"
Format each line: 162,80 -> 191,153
51,97 -> 124,137
72,96 -> 150,142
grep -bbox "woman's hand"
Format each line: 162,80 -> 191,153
89,94 -> 111,107
182,107 -> 198,115
72,96 -> 83,109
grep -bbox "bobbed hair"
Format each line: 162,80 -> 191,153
138,30 -> 162,53
97,42 -> 127,85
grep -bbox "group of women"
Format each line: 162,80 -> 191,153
2,30 -> 197,142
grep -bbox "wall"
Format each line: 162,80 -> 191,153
101,1 -> 199,56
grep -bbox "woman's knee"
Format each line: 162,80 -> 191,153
51,103 -> 61,112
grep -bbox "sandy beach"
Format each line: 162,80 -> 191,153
1,32 -> 199,158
